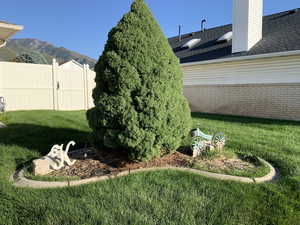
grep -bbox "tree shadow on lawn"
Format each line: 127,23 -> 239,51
0,123 -> 90,156
192,112 -> 300,126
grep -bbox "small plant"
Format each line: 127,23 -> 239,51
237,153 -> 260,166
200,148 -> 221,160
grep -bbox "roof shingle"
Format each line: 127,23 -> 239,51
168,9 -> 300,64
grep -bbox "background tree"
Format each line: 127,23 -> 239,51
11,53 -> 35,64
87,0 -> 192,161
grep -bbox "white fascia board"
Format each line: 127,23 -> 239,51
0,22 -> 23,40
0,22 -> 23,31
181,50 -> 300,67
71,59 -> 84,68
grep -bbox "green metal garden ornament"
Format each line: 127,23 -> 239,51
190,128 -> 226,157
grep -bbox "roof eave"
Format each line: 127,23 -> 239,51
0,22 -> 23,31
181,50 -> 300,67
0,22 -> 23,40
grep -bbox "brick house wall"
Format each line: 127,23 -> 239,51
182,54 -> 300,121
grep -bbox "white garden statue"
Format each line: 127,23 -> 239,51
33,141 -> 76,175
46,141 -> 76,170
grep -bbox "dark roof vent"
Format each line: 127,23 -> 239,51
178,25 -> 182,42
201,19 -> 207,32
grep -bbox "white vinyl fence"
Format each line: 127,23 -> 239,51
0,59 -> 96,111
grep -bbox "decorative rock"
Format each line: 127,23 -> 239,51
32,157 -> 55,176
32,141 -> 76,176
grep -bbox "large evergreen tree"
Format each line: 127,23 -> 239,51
87,0 -> 192,161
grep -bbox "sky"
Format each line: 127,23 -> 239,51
1,0 -> 299,60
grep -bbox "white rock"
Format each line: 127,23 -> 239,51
32,157 -> 56,176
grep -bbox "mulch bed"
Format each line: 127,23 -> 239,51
194,156 -> 257,171
48,147 -> 257,179
49,148 -> 192,179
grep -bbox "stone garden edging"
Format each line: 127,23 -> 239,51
10,157 -> 278,189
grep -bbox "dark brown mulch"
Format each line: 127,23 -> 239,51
48,147 -> 257,179
49,148 -> 192,179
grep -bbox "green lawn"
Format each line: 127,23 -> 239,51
0,110 -> 299,225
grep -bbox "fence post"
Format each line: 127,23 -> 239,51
52,59 -> 59,110
85,64 -> 90,110
82,64 -> 87,110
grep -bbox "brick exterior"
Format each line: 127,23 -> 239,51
184,83 -> 300,121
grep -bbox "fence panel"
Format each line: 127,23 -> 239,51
0,61 -> 96,111
57,68 -> 85,110
0,62 -> 54,111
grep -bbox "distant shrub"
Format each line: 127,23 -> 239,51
11,53 -> 35,64
87,0 -> 192,161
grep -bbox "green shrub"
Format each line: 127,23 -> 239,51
87,0 -> 192,161
12,53 -> 36,64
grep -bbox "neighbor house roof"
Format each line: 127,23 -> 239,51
0,21 -> 23,40
59,59 -> 84,68
168,9 -> 300,64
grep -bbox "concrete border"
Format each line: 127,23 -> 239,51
10,157 -> 278,189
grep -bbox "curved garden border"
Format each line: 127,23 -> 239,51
10,157 -> 278,189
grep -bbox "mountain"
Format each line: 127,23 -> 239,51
0,38 -> 97,68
